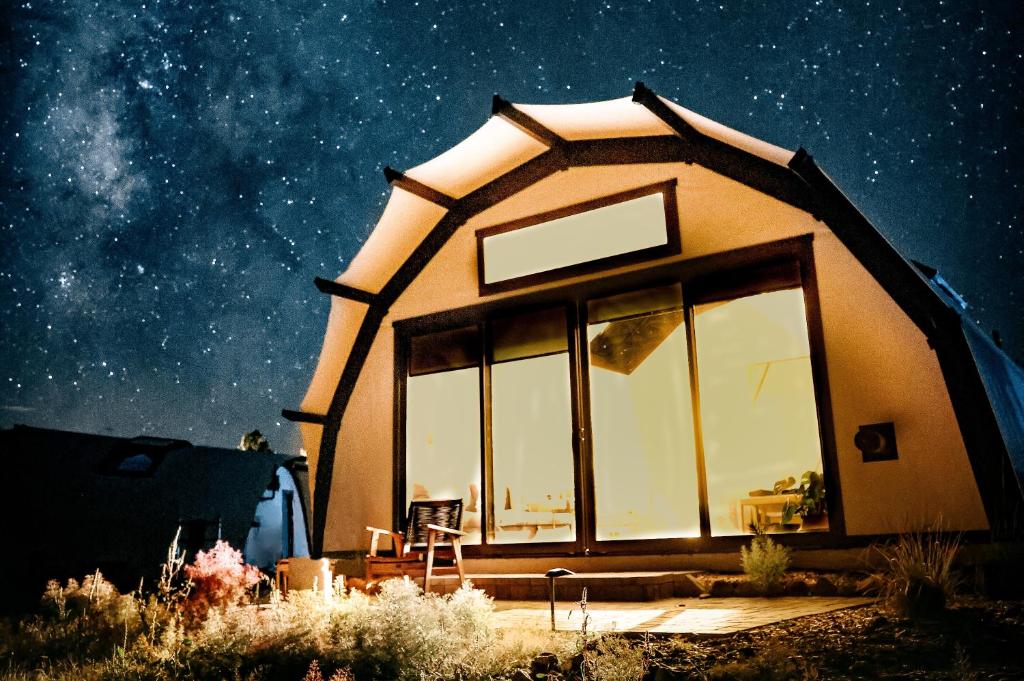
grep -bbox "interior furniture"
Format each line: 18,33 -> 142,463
365,498 -> 466,594
738,493 -> 802,530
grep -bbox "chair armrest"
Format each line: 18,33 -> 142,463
426,523 -> 466,537
366,526 -> 403,538
366,526 -> 405,556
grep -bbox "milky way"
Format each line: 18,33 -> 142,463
1,1 -> 1021,451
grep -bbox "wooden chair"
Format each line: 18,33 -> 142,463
365,499 -> 466,594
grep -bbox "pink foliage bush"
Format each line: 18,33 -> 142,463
183,540 -> 263,619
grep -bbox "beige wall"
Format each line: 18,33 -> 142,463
813,234 -> 987,534
318,160 -> 987,554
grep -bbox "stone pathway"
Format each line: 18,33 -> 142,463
493,596 -> 872,636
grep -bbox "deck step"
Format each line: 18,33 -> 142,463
428,571 -> 702,601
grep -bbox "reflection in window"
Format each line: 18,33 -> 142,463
405,326 -> 483,545
490,308 -> 576,544
694,288 -> 828,536
587,284 -> 701,540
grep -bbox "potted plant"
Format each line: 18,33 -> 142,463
782,470 -> 826,528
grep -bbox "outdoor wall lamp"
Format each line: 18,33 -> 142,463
545,567 -> 575,631
855,422 -> 898,462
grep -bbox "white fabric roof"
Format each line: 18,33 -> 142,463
299,94 -> 797,463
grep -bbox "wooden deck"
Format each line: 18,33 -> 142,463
428,571 -> 702,601
492,596 -> 873,636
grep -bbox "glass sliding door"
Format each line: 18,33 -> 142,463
693,288 -> 828,536
586,284 -> 702,541
489,307 -> 576,544
405,326 -> 483,544
401,263 -> 833,552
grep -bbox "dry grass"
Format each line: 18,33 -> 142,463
0,533 -> 573,681
861,524 -> 962,618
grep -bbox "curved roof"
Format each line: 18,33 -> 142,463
299,89 -> 798,430
293,84 -> 1024,554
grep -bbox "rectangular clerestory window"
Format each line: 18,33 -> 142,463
476,181 -> 680,294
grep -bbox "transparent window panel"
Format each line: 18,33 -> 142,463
694,288 -> 828,536
490,308 -> 575,544
406,325 -> 483,545
587,284 -> 701,541
482,192 -> 669,284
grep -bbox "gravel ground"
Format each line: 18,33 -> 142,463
642,598 -> 1024,680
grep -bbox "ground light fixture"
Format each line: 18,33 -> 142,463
545,567 -> 575,631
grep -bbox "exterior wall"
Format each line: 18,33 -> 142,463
813,234 -> 988,534
319,160 -> 988,554
323,327 -> 395,551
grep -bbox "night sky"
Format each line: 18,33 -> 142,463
1,1 -> 1021,453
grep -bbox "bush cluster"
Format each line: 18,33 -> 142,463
0,541 -> 562,681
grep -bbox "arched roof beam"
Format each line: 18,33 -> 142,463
281,409 -> 326,425
491,94 -> 565,148
383,166 -> 457,209
313,277 -> 379,306
633,81 -> 815,214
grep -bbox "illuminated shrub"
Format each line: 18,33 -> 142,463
741,535 -> 792,595
183,539 -> 264,620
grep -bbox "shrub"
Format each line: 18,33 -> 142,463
741,535 -> 792,595
2,566 -> 556,681
707,642 -> 818,681
342,578 -> 499,680
183,539 -> 265,621
1,571 -> 145,667
587,635 -> 650,681
863,525 -> 962,618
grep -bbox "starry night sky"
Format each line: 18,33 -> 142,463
1,1 -> 1021,452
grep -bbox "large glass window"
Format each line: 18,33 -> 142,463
401,263 -> 831,551
586,285 -> 702,540
489,308 -> 576,544
406,326 -> 483,545
694,288 -> 828,536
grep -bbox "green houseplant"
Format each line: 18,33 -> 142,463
782,471 -> 826,525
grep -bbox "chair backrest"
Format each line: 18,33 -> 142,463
404,499 -> 463,548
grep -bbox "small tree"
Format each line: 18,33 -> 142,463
239,429 -> 272,453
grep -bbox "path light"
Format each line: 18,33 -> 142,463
545,567 -> 575,631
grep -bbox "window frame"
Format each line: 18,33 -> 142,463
475,180 -> 681,296
394,234 -> 846,557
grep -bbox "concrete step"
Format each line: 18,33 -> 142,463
427,571 -> 702,601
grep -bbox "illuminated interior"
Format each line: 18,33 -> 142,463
403,277 -> 829,549
481,191 -> 669,285
490,308 -> 576,543
405,326 -> 483,544
587,284 -> 702,540
694,288 -> 828,536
